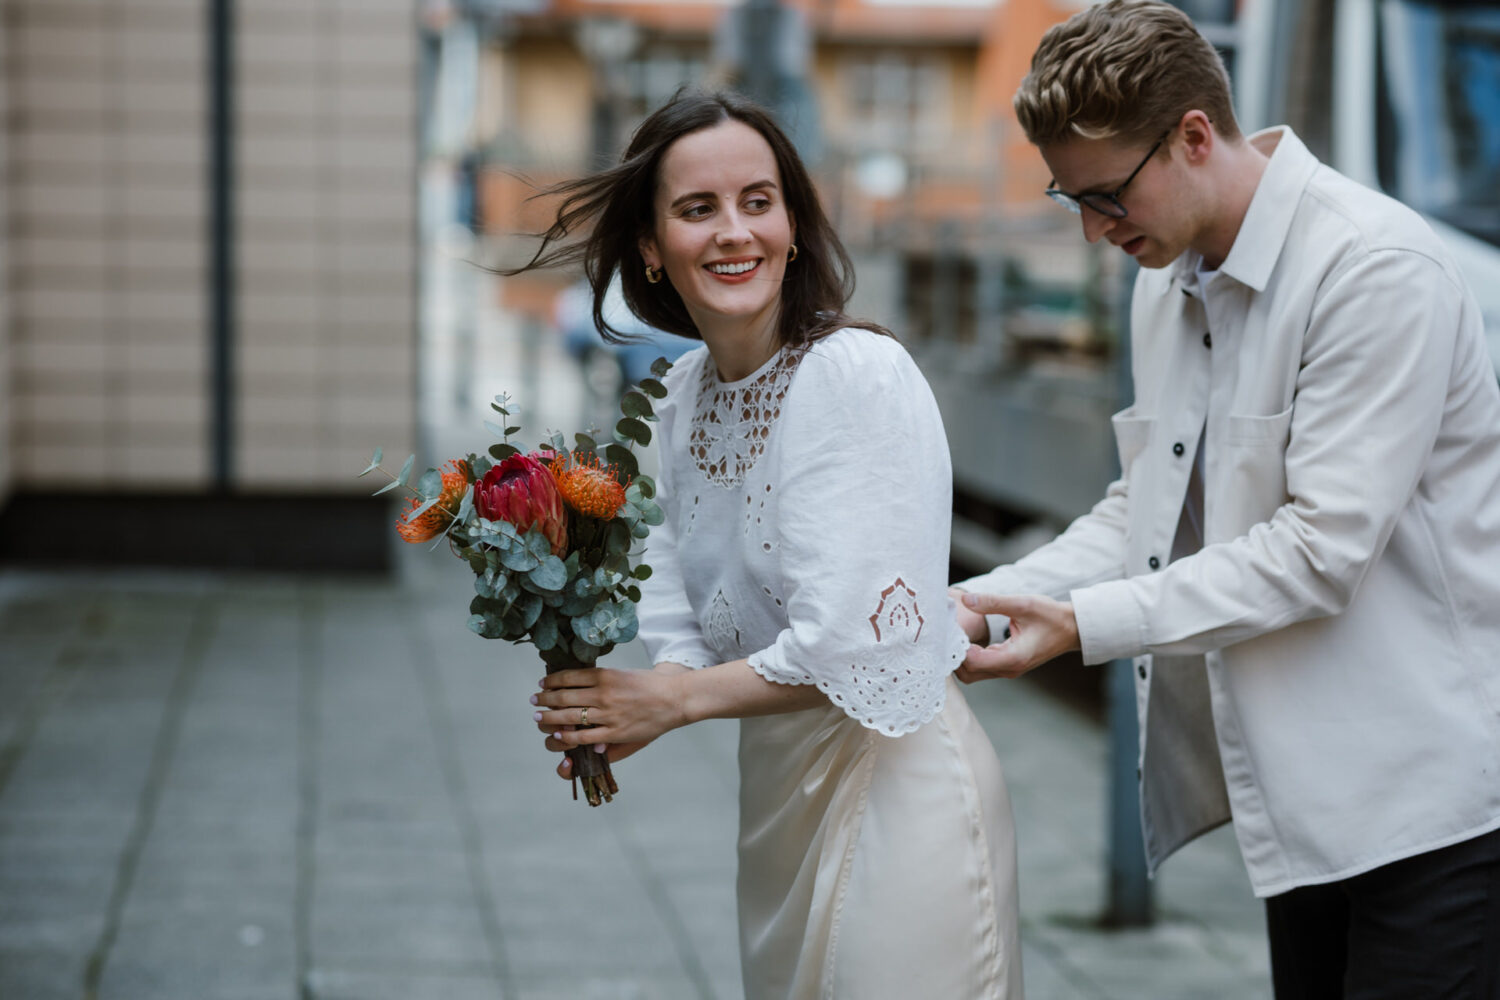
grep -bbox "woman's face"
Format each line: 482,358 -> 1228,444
639,119 -> 795,337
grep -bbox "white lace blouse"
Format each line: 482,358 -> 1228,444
637,327 -> 968,736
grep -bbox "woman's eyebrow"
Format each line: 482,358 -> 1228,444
668,179 -> 778,211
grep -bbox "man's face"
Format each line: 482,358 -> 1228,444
1039,133 -> 1195,269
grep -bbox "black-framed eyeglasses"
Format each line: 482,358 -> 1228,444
1044,132 -> 1168,219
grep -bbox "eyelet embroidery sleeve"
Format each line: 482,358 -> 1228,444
745,332 -> 968,735
637,353 -> 718,671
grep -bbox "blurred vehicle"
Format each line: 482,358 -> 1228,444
1237,0 -> 1500,376
554,276 -> 700,428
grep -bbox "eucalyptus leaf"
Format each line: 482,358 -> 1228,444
620,391 -> 651,419
489,442 -> 520,461
638,499 -> 664,526
455,489 -> 474,524
630,520 -> 650,539
625,584 -> 641,603
650,356 -> 673,378
548,430 -> 566,452
631,563 -> 653,581
359,446 -> 383,476
417,468 -> 442,500
532,610 -> 560,651
634,476 -> 655,499
638,377 -> 667,400
516,592 -> 544,630
397,453 -> 416,485
605,443 -> 639,478
498,546 -> 541,572
405,496 -> 440,523
520,530 -> 550,561
615,417 -> 650,447
606,519 -> 632,555
528,555 -> 568,591
483,419 -> 508,438
373,478 -> 403,496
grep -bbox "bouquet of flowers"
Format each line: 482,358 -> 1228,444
359,358 -> 671,806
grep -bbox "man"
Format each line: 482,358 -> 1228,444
956,1 -> 1500,995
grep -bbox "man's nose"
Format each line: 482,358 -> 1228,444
1080,205 -> 1117,244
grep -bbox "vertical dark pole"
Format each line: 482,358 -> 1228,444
209,0 -> 234,490
1104,256 -> 1153,926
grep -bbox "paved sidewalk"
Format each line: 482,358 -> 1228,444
0,554 -> 1270,1000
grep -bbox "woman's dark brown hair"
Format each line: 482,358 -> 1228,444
507,90 -> 886,347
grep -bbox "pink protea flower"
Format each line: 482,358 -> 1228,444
474,453 -> 568,555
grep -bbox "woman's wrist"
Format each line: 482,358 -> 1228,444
653,662 -> 696,731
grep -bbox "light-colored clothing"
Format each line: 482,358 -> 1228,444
963,127 -> 1500,897
642,329 -> 1022,998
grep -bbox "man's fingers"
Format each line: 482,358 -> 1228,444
957,641 -> 1032,680
961,592 -> 1032,619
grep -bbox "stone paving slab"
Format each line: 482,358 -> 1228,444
0,563 -> 1270,999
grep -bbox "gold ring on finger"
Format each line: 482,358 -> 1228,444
580,706 -> 589,727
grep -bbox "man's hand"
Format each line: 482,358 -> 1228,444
955,593 -> 1081,683
949,587 -> 990,645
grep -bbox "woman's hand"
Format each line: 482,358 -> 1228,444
533,665 -> 690,750
545,736 -> 653,781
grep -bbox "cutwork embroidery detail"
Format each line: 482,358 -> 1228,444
704,589 -> 742,658
868,577 -> 923,643
689,350 -> 801,487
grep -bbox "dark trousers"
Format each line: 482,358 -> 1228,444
1265,825 -> 1500,999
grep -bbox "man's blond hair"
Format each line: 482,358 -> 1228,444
1013,0 -> 1239,148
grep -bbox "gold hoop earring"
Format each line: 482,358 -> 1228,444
645,264 -> 663,284
787,244 -> 798,262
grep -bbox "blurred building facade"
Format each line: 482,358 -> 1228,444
0,0 -> 418,569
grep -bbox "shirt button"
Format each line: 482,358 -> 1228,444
1172,442 -> 1185,457
1148,555 -> 1161,570
1203,332 -> 1212,348
1137,663 -> 1147,680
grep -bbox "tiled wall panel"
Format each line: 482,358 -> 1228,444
7,0 -> 418,493
234,0 -> 417,491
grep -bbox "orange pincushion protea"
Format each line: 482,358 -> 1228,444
396,459 -> 472,543
551,455 -> 629,519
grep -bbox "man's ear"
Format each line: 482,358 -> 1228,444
1178,109 -> 1214,165
638,235 -> 660,270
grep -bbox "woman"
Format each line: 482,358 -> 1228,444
526,92 -> 1023,999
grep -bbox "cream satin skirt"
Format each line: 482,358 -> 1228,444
736,675 -> 1023,999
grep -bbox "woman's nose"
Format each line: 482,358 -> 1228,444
716,209 -> 751,246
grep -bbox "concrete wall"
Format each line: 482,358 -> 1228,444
4,0 -> 417,497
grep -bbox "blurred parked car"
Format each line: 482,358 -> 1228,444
554,277 -> 700,428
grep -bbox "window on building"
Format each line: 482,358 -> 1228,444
842,52 -> 949,151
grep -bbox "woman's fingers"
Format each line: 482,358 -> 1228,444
531,688 -> 592,710
534,706 -> 598,730
539,668 -> 610,691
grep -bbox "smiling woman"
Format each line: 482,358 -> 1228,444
498,91 -> 1023,1000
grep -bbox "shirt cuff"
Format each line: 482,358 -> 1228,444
1070,579 -> 1146,664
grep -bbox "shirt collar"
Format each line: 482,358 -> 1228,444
1170,126 -> 1321,294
